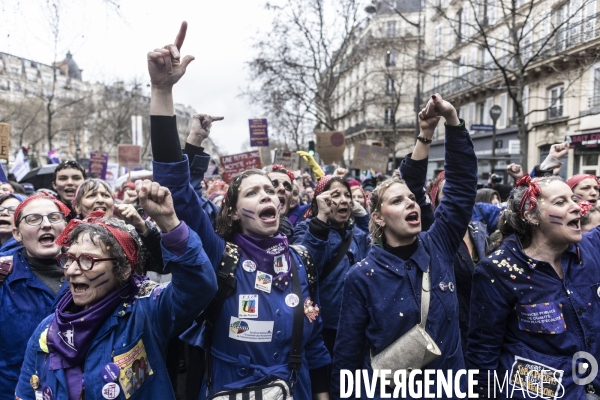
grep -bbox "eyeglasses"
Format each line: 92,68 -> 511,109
56,253 -> 117,271
18,212 -> 65,226
271,179 -> 292,192
0,206 -> 16,214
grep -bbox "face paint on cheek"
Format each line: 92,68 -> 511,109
242,214 -> 255,220
550,221 -> 563,225
242,208 -> 255,214
575,193 -> 584,198
93,279 -> 110,288
549,215 -> 563,219
88,272 -> 106,281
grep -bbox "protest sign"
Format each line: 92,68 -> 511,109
118,145 -> 141,167
221,150 -> 262,182
88,151 -> 109,179
249,119 -> 269,147
316,131 -> 346,164
105,162 -> 119,188
0,123 -> 9,160
272,150 -> 300,170
351,144 -> 389,173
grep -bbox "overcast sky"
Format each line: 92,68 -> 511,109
1,0 -> 273,155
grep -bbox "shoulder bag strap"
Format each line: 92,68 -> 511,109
320,230 -> 354,282
288,255 -> 304,394
290,244 -> 317,301
418,268 -> 431,328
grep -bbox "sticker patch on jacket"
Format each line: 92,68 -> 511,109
516,302 -> 566,334
229,317 -> 273,342
509,355 -> 564,399
113,339 -> 154,399
239,294 -> 259,318
135,280 -> 159,299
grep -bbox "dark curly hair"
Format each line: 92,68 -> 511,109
66,219 -> 145,283
215,170 -> 280,240
491,175 -> 562,251
308,177 -> 352,219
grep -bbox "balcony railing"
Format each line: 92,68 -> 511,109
345,120 -> 416,136
423,12 -> 600,102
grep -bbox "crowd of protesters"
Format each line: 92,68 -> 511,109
1,21 -> 600,400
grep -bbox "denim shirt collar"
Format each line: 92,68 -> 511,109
368,237 -> 430,277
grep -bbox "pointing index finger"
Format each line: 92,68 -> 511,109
174,21 -> 188,52
211,116 -> 225,121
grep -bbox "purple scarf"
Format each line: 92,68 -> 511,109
233,233 -> 292,291
47,276 -> 140,400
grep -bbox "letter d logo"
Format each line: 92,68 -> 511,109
572,351 -> 598,385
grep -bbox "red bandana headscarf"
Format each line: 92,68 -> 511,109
566,174 -> 598,190
430,171 -> 445,211
269,165 -> 295,182
56,210 -> 141,271
516,175 -> 542,217
579,200 -> 594,217
14,193 -> 71,225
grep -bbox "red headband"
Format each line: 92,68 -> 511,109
56,210 -> 140,270
269,165 -> 295,183
516,175 -> 542,217
566,174 -> 598,189
579,200 -> 594,217
14,193 -> 71,225
430,171 -> 445,211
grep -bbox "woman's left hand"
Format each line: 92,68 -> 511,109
114,203 -> 147,235
147,21 -> 195,89
136,180 -> 179,232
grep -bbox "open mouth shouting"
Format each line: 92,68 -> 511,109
406,211 -> 420,226
38,233 -> 56,247
0,219 -> 11,228
277,196 -> 286,208
259,206 -> 278,225
71,282 -> 89,294
566,217 -> 581,231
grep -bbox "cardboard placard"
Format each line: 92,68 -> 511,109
221,150 -> 262,183
316,131 -> 346,165
88,151 -> 109,179
352,144 -> 389,173
272,150 -> 300,170
249,119 -> 269,147
118,145 -> 141,167
0,123 -> 10,160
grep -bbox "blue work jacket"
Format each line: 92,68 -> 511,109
331,121 -> 478,399
0,249 -> 60,400
467,231 -> 600,399
293,219 -> 370,330
152,157 -> 331,399
15,227 -> 217,400
0,237 -> 22,254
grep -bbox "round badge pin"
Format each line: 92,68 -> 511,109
30,374 -> 40,390
242,260 -> 257,273
102,362 -> 120,383
285,293 -> 299,308
42,386 -> 53,400
597,286 -> 600,299
102,382 -> 121,400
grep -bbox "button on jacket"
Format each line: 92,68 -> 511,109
467,232 -> 600,399
0,249 -> 58,400
15,226 -> 217,400
331,121 -> 478,399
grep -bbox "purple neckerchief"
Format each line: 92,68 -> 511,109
47,276 -> 140,400
233,233 -> 292,291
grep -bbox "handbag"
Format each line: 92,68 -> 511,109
206,256 -> 305,400
370,268 -> 441,382
208,379 -> 291,400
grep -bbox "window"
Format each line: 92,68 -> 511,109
459,54 -> 467,76
556,3 -> 569,52
387,21 -> 397,38
386,76 -> 395,94
477,101 -> 485,124
593,68 -> 600,107
548,85 -> 564,119
434,25 -> 442,57
386,50 -> 397,67
488,0 -> 497,25
484,97 -> 494,124
385,107 -> 394,124
584,0 -> 597,41
433,70 -> 440,89
519,23 -> 533,65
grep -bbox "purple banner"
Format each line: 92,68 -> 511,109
88,151 -> 109,180
249,119 -> 269,147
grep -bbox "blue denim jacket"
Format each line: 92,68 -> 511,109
331,121 -> 478,399
467,230 -> 600,399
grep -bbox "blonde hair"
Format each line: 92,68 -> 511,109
368,177 -> 406,242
